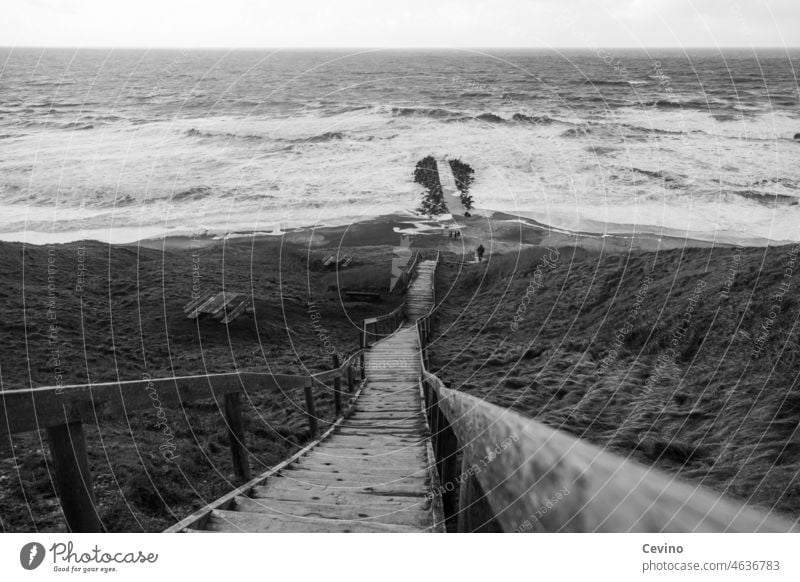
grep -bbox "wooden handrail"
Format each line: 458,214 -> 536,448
421,372 -> 796,533
0,348 -> 367,532
414,255 -> 796,532
361,302 -> 405,348
1,349 -> 367,442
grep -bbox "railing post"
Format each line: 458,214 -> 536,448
303,380 -> 318,438
457,455 -> 501,532
224,392 -> 251,483
360,352 -> 366,380
435,409 -> 460,524
46,421 -> 102,532
347,362 -> 354,392
332,354 -> 342,416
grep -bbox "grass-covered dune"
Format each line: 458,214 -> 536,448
429,243 -> 800,518
0,232 -> 402,532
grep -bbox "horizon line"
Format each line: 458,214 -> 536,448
2,45 -> 799,51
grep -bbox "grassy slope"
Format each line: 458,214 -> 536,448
430,244 -> 800,517
0,239 -> 401,532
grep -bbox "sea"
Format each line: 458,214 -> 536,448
1,48 -> 799,244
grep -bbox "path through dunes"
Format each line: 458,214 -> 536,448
170,260 -> 442,532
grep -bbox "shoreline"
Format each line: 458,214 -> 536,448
2,208 -> 786,252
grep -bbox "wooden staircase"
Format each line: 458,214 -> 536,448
172,260 -> 444,532
404,259 -> 436,320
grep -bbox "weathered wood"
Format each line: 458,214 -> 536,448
224,392 -> 250,482
206,509 -> 420,533
303,381 -> 318,438
165,262 -> 445,534
346,365 -> 354,392
220,295 -> 250,324
457,456 -> 501,533
332,354 -> 342,416
164,382 -> 366,532
232,496 -> 432,527
425,372 -> 797,533
0,372 -> 310,439
46,422 -> 101,533
183,289 -> 214,314
434,407 -> 459,523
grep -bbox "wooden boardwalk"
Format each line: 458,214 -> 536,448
174,260 -> 443,532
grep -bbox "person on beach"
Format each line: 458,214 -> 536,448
476,244 -> 485,262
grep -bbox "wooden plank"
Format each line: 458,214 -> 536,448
290,463 -> 428,479
186,294 -> 218,319
303,381 -> 318,437
183,289 -> 214,315
426,372 -> 798,533
224,393 -> 250,482
220,295 -> 250,324
206,292 -> 241,318
248,485 -> 432,510
205,509 -> 421,533
277,468 -> 427,484
46,422 -> 101,532
163,382 -> 367,532
1,372 -> 308,437
231,496 -> 432,527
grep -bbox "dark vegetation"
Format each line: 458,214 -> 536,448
448,158 -> 475,211
413,155 -> 447,215
0,239 -> 401,532
430,244 -> 800,518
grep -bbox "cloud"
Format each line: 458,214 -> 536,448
2,0 -> 798,47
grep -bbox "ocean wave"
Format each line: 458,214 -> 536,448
561,126 -> 592,138
60,122 -> 94,130
474,113 -> 504,123
185,127 -> 265,142
511,113 -> 556,124
172,186 -> 213,202
303,131 -> 344,143
583,79 -> 649,87
728,190 -> 799,206
391,106 -> 468,121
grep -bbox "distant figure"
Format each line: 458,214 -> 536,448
795,133 -> 800,141
476,244 -> 485,262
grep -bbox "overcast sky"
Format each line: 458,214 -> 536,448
3,0 -> 798,48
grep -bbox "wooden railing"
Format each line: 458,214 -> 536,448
415,259 -> 796,533
0,350 -> 367,532
392,251 -> 419,296
361,304 -> 405,348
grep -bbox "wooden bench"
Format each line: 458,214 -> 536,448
183,291 -> 252,324
322,255 -> 352,269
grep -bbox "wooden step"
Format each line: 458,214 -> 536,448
205,509 -> 421,533
231,496 -> 433,527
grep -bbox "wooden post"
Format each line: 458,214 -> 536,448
347,364 -> 354,392
436,409 -> 460,524
224,392 -> 251,482
360,352 -> 366,380
430,392 -> 440,453
332,354 -> 342,416
303,380 -> 318,438
46,421 -> 101,532
457,456 -> 501,532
